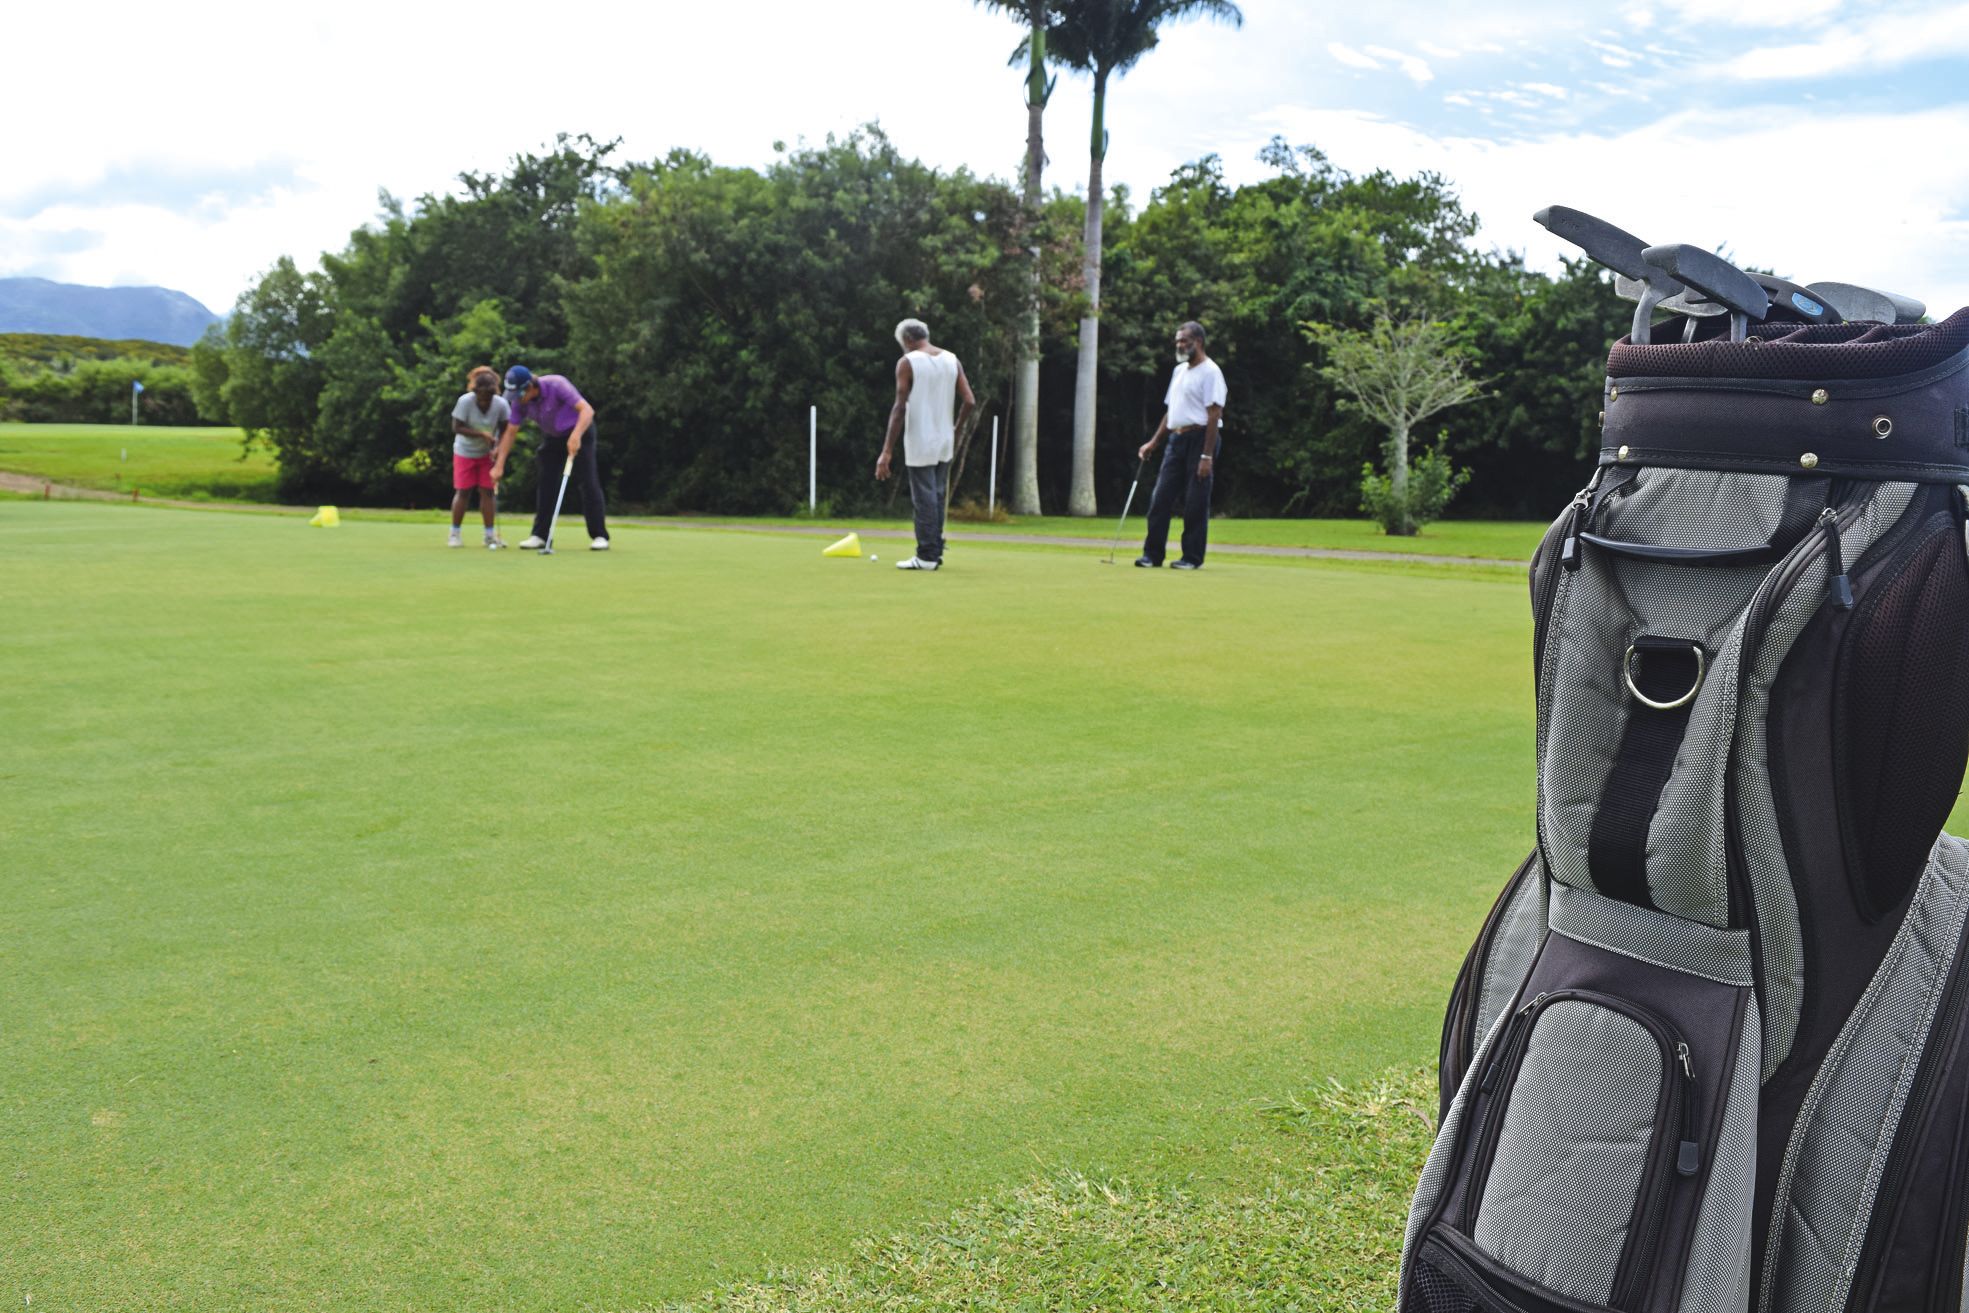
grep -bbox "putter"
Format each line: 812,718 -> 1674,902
1643,244 -> 1768,342
1545,203 -> 1929,340
1750,274 -> 1840,327
1536,205 -> 1688,344
1103,456 -> 1150,565
1809,282 -> 1926,325
538,453 -> 574,556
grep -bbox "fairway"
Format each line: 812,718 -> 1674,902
4,501 -> 1540,1311
0,422 -> 277,500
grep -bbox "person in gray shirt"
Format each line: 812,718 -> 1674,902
450,366 -> 511,548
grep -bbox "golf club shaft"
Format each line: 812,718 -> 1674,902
543,454 -> 575,552
1107,458 -> 1147,563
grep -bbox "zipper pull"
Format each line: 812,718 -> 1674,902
1675,1042 -> 1702,1176
1821,508 -> 1855,609
1480,995 -> 1545,1092
1559,498 -> 1588,571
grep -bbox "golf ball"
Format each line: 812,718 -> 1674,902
870,555 -> 878,562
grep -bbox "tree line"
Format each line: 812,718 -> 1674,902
187,130 -> 1625,519
0,335 -> 206,426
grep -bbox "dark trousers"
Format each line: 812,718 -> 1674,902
1140,429 -> 1214,565
532,426 -> 608,541
906,461 -> 948,562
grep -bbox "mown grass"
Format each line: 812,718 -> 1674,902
657,1067 -> 1437,1312
3,494 -> 1531,1310
0,421 -> 275,499
0,421 -> 1544,559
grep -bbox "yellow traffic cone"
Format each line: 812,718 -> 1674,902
821,532 -> 861,558
309,505 -> 341,527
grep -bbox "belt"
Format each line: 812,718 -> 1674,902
1173,425 -> 1207,436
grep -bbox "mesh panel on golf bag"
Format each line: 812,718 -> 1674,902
1837,518 -> 1969,920
1608,308 -> 1969,380
1406,1258 -> 1480,1313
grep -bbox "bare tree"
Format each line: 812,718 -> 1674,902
1310,313 -> 1482,535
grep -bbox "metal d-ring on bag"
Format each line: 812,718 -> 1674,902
1624,639 -> 1705,711
1399,207 -> 1969,1313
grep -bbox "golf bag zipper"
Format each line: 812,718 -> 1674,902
1534,470 -> 1605,678
1675,1041 -> 1702,1177
1847,936 -> 1969,1311
1456,992 -> 1545,1235
1724,484 -> 1869,933
1456,988 -> 1698,1303
1822,507 -> 1856,609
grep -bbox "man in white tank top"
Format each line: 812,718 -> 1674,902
875,318 -> 976,570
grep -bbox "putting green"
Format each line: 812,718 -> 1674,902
3,501 -> 1539,1310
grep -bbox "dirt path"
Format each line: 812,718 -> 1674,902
2,473 -> 1525,568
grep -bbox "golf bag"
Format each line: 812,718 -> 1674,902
1400,309 -> 1969,1312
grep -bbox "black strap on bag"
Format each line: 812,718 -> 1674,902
1589,637 -> 1708,909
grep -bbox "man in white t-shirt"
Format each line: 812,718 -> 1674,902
1135,320 -> 1228,569
875,318 -> 976,571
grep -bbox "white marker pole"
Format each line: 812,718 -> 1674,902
988,416 -> 999,516
809,405 -> 817,511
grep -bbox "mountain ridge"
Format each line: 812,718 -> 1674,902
0,277 -> 221,347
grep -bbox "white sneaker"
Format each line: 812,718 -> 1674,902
519,535 -> 546,550
447,529 -> 463,548
896,556 -> 941,570
590,537 -> 610,551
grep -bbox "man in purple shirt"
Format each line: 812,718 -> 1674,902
496,365 -> 610,550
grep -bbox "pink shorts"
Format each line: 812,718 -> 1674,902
453,454 -> 496,490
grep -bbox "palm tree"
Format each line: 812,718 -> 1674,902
975,0 -> 1059,516
1047,0 -> 1242,516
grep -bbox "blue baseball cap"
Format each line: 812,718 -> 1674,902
502,365 -> 533,400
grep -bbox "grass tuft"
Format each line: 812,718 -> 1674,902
655,1066 -> 1436,1312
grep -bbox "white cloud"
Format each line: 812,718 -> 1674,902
1724,4 -> 1969,78
11,0 -> 1969,327
1329,42 -> 1385,71
1247,102 -> 1969,317
1363,45 -> 1437,83
1585,37 -> 1646,68
1647,0 -> 1845,28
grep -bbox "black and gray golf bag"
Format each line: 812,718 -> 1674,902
1400,214 -> 1969,1313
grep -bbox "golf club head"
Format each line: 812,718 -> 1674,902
1808,282 -> 1926,324
1540,205 -> 1692,344
1617,275 -> 1727,318
1536,206 -> 1659,282
1643,245 -> 1768,341
1751,275 -> 1840,326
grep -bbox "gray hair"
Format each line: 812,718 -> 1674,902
895,318 -> 930,348
1178,320 -> 1207,345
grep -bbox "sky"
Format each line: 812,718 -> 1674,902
9,0 -> 1969,317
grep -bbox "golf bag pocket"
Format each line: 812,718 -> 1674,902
1403,893 -> 1758,1313
1832,504 -> 1969,920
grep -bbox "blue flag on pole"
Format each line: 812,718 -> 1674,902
132,380 -> 144,394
